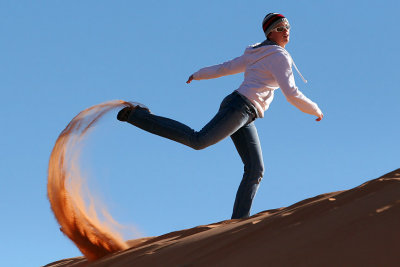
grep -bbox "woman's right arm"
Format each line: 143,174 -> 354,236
188,53 -> 247,82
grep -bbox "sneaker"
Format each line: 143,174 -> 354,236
117,102 -> 150,122
129,102 -> 150,113
117,107 -> 133,121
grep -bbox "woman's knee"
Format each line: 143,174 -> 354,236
191,144 -> 206,150
255,165 -> 265,182
245,163 -> 264,183
188,134 -> 217,150
190,140 -> 211,150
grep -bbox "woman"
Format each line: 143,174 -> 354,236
117,13 -> 323,219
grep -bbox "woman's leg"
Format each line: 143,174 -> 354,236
230,121 -> 264,219
124,93 -> 256,150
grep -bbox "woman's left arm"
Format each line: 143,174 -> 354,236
272,54 -> 323,120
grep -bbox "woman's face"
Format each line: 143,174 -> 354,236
268,21 -> 290,48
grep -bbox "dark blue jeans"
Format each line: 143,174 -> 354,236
126,91 -> 264,219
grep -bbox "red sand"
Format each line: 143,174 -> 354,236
46,168 -> 400,267
47,100 -> 136,261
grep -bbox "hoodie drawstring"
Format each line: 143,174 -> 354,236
292,59 -> 308,84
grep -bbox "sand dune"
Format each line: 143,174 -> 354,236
45,168 -> 400,267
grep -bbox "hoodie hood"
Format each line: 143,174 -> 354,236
251,39 -> 279,48
242,40 -> 286,67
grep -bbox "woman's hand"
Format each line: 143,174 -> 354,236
316,113 -> 324,121
186,75 -> 194,84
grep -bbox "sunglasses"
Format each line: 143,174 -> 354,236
270,25 -> 291,32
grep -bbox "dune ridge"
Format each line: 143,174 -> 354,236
46,168 -> 400,267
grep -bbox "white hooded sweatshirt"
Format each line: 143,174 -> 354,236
192,41 -> 322,118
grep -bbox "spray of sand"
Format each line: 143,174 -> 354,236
47,100 -> 136,261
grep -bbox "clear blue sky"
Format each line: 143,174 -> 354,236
1,1 -> 399,266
